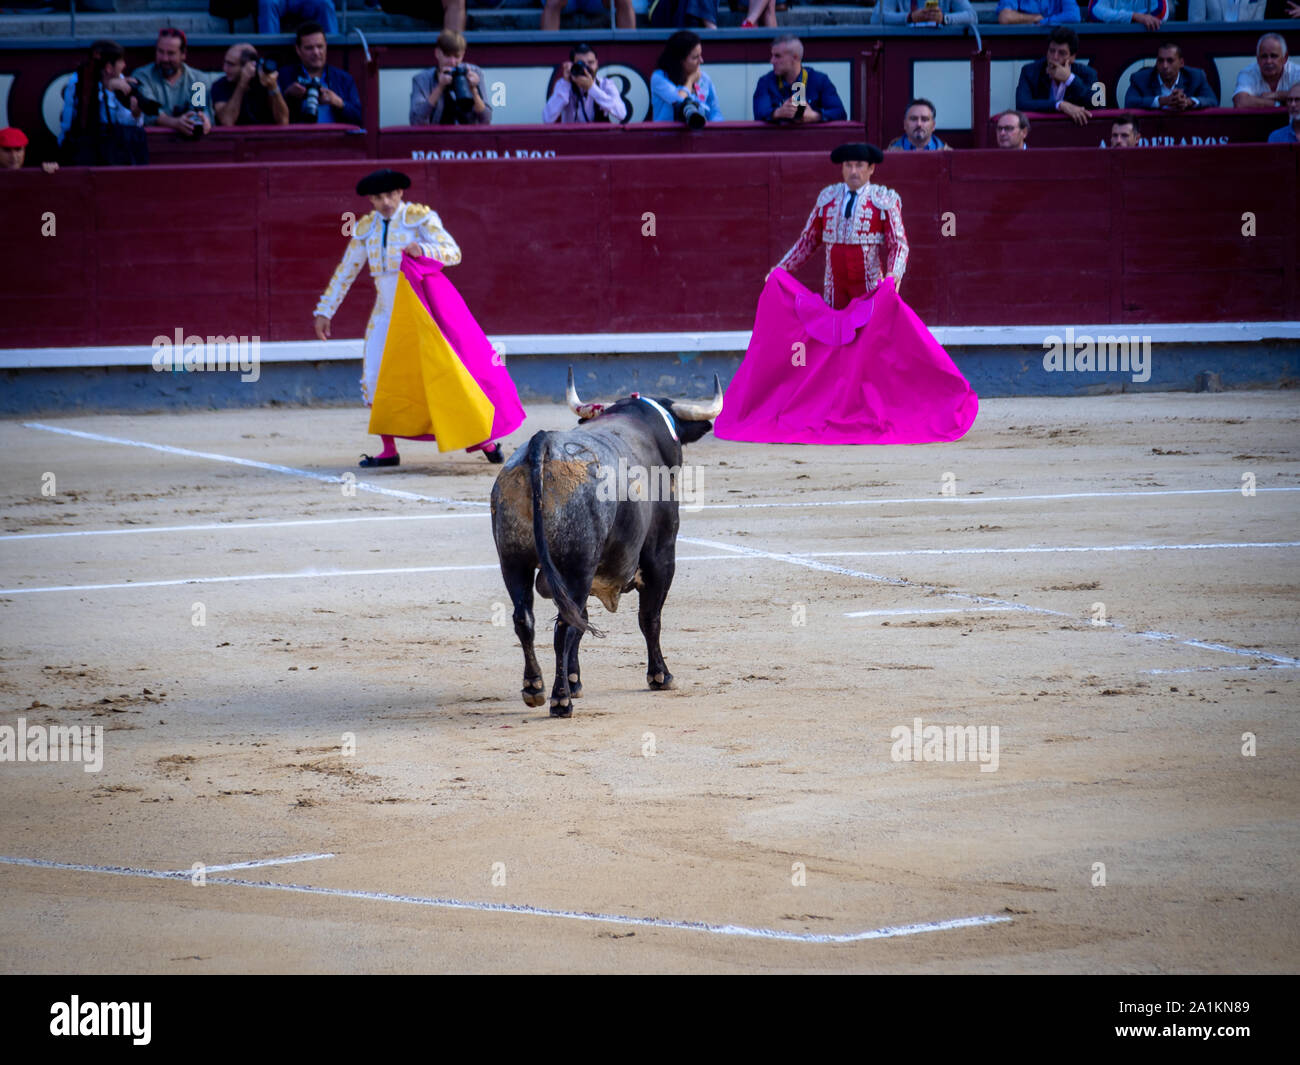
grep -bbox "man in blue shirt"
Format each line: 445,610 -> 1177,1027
886,98 -> 950,151
752,35 -> 847,124
280,21 -> 363,126
997,0 -> 1081,23
1268,83 -> 1300,142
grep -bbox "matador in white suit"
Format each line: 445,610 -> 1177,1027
313,168 -> 501,466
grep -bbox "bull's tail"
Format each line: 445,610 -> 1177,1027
528,434 -> 602,638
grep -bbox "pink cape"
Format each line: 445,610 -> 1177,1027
397,254 -> 526,445
713,269 -> 978,445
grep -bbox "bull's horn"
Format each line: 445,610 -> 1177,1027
672,374 -> 724,421
566,366 -> 605,419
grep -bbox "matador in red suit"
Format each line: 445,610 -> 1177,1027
775,142 -> 908,309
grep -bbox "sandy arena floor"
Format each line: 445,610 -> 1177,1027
0,392 -> 1296,973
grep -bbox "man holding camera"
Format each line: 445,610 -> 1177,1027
212,44 -> 289,127
543,45 -> 628,124
131,28 -> 213,139
280,21 -> 363,126
752,35 -> 846,123
409,31 -> 492,126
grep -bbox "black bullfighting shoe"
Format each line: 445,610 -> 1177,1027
359,453 -> 400,468
483,443 -> 504,464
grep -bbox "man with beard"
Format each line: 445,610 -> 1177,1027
131,27 -> 212,139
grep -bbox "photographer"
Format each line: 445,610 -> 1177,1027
131,28 -> 213,140
543,45 -> 628,124
409,31 -> 492,126
212,43 -> 289,127
650,30 -> 723,125
57,39 -> 149,166
280,21 -> 363,126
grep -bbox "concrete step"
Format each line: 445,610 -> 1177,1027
0,2 -> 1014,37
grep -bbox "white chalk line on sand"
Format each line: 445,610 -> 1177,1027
0,855 -> 1009,945
682,536 -> 1300,668
21,422 -> 1300,520
23,423 -> 488,509
0,556 -> 741,596
8,540 -> 1296,597
166,853 -> 336,874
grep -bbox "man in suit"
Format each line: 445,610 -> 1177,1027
1016,26 -> 1099,127
1125,42 -> 1218,111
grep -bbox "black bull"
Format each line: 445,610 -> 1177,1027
490,373 -> 723,717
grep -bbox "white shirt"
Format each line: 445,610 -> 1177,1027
1234,60 -> 1300,103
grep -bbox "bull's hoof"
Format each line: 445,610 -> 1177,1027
568,674 -> 583,699
647,671 -> 675,691
549,696 -> 573,718
522,689 -> 547,708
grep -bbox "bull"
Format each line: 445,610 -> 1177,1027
490,369 -> 723,717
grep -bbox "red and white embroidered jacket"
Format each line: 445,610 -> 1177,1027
776,182 -> 909,306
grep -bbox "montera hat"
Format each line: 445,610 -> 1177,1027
0,127 -> 29,148
356,168 -> 411,196
830,142 -> 883,165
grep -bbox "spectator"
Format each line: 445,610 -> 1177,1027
1109,114 -> 1140,146
1188,0 -> 1266,18
0,127 -> 56,171
1124,42 -> 1217,111
131,28 -> 212,139
886,98 -> 951,151
541,0 -> 634,30
259,0 -> 338,34
1016,27 -> 1099,127
1267,83 -> 1300,141
280,21 -> 363,125
58,39 -> 149,166
740,0 -> 778,27
651,31 -> 723,123
1087,0 -> 1167,28
212,44 -> 289,126
647,0 -> 718,30
752,35 -> 847,123
374,0 -> 465,33
997,0 -> 1081,24
409,30 -> 491,126
1233,34 -> 1299,108
994,110 -> 1030,148
543,44 -> 628,124
874,0 -> 977,27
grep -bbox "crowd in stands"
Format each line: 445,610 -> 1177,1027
3,17 -> 1297,168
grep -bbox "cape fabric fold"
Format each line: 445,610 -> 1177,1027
368,256 -> 526,451
713,269 -> 978,446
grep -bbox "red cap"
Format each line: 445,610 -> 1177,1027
0,127 -> 29,148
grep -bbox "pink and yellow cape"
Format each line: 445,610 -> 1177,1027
368,255 -> 526,451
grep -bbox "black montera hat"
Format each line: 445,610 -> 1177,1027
356,169 -> 411,196
830,142 -> 883,165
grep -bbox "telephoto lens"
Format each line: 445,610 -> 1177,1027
679,97 -> 706,131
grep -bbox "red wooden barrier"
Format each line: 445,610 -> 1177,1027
1,145 -> 1294,350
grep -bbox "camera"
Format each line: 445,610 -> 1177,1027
299,75 -> 323,120
116,81 -> 161,117
172,104 -> 205,140
239,49 -> 277,77
676,96 -> 706,131
570,60 -> 591,81
447,64 -> 475,115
